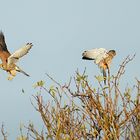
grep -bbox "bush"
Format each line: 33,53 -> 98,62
1,55 -> 140,140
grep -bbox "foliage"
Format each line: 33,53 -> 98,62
1,55 -> 140,140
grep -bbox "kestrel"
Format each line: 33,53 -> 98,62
82,48 -> 116,84
0,31 -> 32,80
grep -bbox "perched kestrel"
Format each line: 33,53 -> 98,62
0,32 -> 32,80
82,48 -> 116,84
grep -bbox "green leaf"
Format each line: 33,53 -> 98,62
33,80 -> 45,88
95,75 -> 104,82
49,85 -> 57,97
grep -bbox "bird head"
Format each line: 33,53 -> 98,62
108,50 -> 116,57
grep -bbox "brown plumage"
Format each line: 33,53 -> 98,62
98,50 -> 116,70
0,32 -> 11,66
82,48 -> 116,84
98,50 -> 116,84
0,31 -> 32,80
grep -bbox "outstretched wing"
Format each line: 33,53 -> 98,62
8,43 -> 33,66
0,32 -> 11,64
0,32 -> 9,52
82,48 -> 108,64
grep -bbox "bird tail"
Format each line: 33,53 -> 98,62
103,69 -> 106,85
15,66 -> 30,77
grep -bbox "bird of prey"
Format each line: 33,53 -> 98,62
0,31 -> 32,80
82,48 -> 116,84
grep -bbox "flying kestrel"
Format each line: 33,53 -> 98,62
82,48 -> 116,84
0,32 -> 32,80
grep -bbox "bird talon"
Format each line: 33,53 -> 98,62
7,76 -> 14,80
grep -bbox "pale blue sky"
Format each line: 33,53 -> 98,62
0,0 -> 140,139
